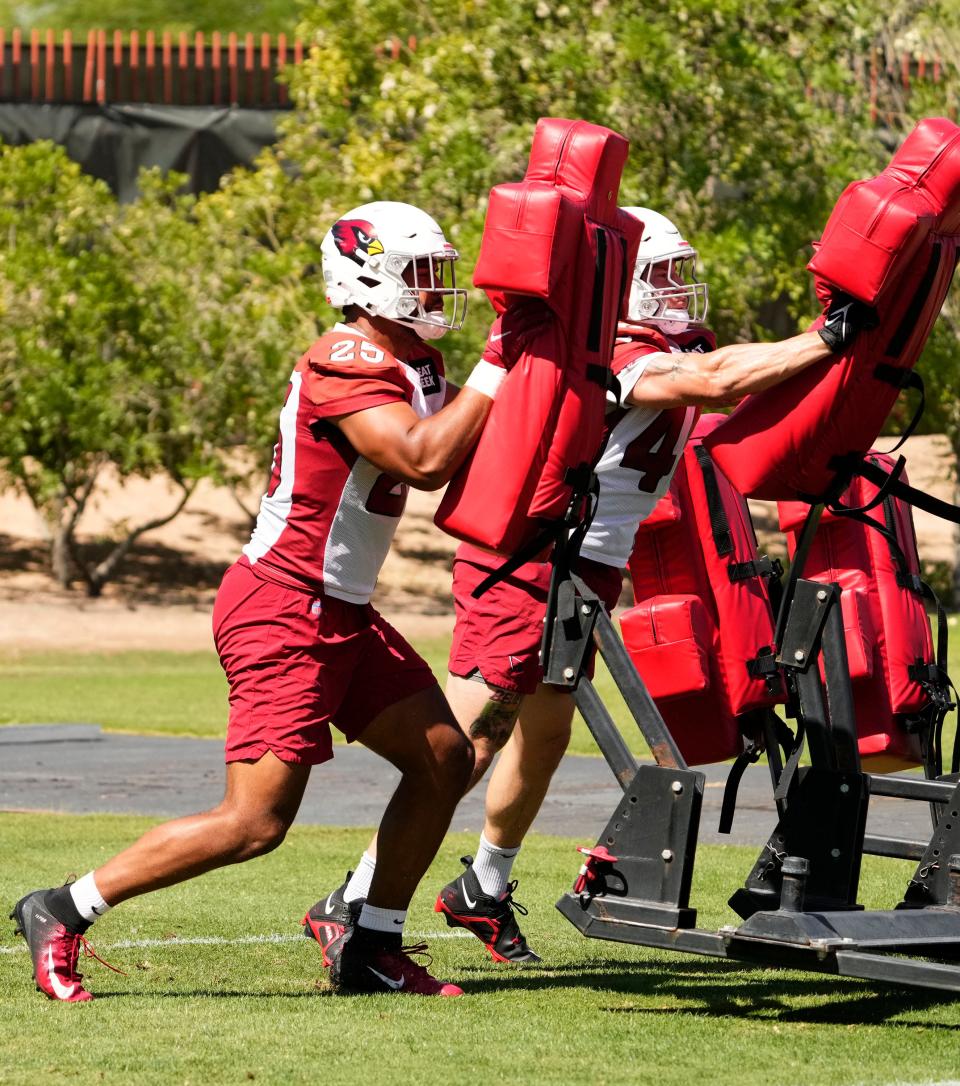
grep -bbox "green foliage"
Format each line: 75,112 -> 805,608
0,141 -> 313,590
0,0 -> 303,33
4,0 -> 960,591
278,0 -> 890,380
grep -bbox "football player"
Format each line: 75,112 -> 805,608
11,200 -> 543,1000
303,206 -> 872,967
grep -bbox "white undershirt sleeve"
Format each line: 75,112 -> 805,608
611,351 -> 674,405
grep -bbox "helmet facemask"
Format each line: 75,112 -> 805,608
629,251 -> 709,333
381,249 -> 467,339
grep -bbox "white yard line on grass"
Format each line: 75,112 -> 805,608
0,930 -> 472,954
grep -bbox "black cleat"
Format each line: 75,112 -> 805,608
302,873 -> 363,969
434,856 -> 541,964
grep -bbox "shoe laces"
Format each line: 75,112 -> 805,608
79,936 -> 127,976
395,942 -> 436,976
501,880 -> 528,917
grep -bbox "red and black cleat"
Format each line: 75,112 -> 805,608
332,938 -> 463,996
435,856 -> 541,964
301,873 -> 363,969
11,889 -> 103,1003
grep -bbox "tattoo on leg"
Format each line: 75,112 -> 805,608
469,690 -> 521,750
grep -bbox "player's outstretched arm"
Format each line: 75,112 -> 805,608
627,292 -> 878,410
628,331 -> 831,410
336,388 -> 496,491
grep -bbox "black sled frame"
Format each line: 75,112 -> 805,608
544,526 -> 960,995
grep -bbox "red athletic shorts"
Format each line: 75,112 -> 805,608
448,543 -> 624,695
212,558 -> 437,766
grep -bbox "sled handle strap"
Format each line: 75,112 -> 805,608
873,366 -> 926,455
853,456 -> 960,526
693,444 -> 733,557
718,739 -> 762,835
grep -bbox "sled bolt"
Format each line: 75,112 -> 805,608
661,849 -> 674,862
581,604 -> 591,615
671,781 -> 684,794
563,667 -> 575,680
794,649 -> 806,662
817,589 -> 828,602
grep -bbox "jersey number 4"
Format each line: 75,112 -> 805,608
622,409 -> 686,492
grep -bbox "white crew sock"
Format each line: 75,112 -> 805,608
344,851 -> 377,903
69,872 -> 111,923
358,903 -> 406,937
472,833 -> 521,898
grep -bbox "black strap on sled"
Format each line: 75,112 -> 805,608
471,464 -> 599,599
825,451 -> 960,527
718,738 -> 762,835
873,365 -> 927,455
728,556 -> 784,584
693,444 -> 733,557
719,713 -> 799,834
773,714 -> 807,804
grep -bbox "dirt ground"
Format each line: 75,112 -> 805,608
0,434 -> 955,653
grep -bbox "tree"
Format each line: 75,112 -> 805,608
0,142 -> 313,594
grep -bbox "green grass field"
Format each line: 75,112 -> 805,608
3,815 -> 960,1086
0,641 -> 655,759
3,620 -> 959,763
4,637 -> 960,1082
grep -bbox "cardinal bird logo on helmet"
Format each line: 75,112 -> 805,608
331,219 -> 385,266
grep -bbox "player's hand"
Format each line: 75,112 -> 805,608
481,299 -> 554,371
817,291 -> 879,353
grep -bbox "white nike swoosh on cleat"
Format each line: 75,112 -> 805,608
461,879 -> 477,910
46,946 -> 76,1000
367,966 -> 404,990
323,892 -> 336,914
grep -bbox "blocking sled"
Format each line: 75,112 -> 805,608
435,117 -> 641,554
704,116 -> 960,502
538,120 -> 960,998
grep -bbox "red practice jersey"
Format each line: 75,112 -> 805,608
580,326 -> 716,569
242,323 -> 447,603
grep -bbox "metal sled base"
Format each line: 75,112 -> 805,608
557,895 -> 960,994
544,574 -> 960,995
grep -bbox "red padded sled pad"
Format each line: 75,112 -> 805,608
778,452 -> 934,769
704,118 -> 960,501
623,415 -> 782,765
435,118 -> 641,553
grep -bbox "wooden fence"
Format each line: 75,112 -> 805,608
0,30 -> 951,116
0,29 -> 307,107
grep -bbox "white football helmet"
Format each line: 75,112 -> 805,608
321,200 -> 467,339
621,207 -> 708,332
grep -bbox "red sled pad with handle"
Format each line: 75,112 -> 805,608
435,118 -> 641,554
621,414 -> 784,766
777,451 -> 946,771
703,117 -> 960,502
